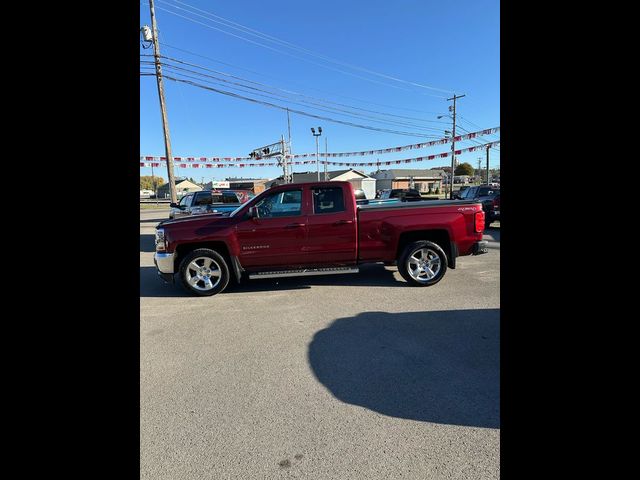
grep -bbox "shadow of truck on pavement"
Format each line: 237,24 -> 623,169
308,309 -> 500,428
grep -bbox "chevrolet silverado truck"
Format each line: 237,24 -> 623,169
154,181 -> 488,296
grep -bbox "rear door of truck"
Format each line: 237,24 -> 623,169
304,185 -> 357,265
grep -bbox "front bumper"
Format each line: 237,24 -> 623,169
154,252 -> 176,283
472,240 -> 489,255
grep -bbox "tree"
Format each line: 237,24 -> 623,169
140,176 -> 165,191
455,162 -> 475,176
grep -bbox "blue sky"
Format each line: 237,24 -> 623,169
140,0 -> 500,182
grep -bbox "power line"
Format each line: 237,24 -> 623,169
149,53 -> 450,126
458,116 -> 501,147
153,2 -> 449,98
154,67 -> 444,135
455,123 -> 501,152
156,74 -> 443,138
156,42 -> 448,116
141,58 -> 448,132
161,0 -> 456,94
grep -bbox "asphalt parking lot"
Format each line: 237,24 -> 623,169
140,209 -> 500,479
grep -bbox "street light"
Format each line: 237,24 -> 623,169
311,127 -> 322,181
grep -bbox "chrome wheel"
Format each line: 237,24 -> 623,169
184,256 -> 222,291
406,248 -> 442,283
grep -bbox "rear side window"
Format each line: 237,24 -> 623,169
312,187 -> 345,214
223,192 -> 239,204
194,192 -> 212,206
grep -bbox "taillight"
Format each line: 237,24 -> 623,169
475,210 -> 485,232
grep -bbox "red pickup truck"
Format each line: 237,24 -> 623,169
154,181 -> 488,296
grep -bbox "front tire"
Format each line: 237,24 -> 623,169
398,240 -> 448,287
178,248 -> 230,296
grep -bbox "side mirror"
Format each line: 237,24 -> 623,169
247,206 -> 258,219
169,202 -> 178,208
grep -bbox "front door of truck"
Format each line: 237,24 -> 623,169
235,188 -> 310,269
305,186 -> 357,265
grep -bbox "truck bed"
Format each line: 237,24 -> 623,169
356,199 -> 484,263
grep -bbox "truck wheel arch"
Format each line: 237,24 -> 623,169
395,229 -> 455,269
173,241 -> 239,282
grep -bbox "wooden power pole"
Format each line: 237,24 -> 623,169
148,0 -> 177,203
447,94 -> 465,198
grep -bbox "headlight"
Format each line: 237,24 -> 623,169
155,228 -> 166,252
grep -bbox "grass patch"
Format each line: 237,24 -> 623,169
140,203 -> 170,210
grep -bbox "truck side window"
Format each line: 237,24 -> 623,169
179,195 -> 190,207
312,187 -> 345,214
194,192 -> 212,206
254,189 -> 302,218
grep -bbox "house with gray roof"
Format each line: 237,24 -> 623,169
267,169 -> 377,199
370,168 -> 445,193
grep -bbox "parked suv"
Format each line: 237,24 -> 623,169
169,190 -> 255,219
457,185 -> 500,224
453,185 -> 470,199
377,188 -> 422,201
485,194 -> 500,225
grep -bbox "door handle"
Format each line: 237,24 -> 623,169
285,223 -> 306,228
333,219 -> 354,225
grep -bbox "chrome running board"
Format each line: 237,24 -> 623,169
248,266 -> 359,279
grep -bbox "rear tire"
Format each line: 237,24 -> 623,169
398,240 -> 448,287
178,248 -> 230,296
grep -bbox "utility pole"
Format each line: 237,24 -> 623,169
148,0 -> 177,203
324,137 -> 328,181
150,161 -> 158,204
447,94 -> 465,199
486,145 -> 490,184
150,161 -> 156,195
281,135 -> 292,184
287,108 -> 292,153
477,157 -> 482,185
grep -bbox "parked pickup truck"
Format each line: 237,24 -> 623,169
154,181 -> 488,296
169,190 -> 255,219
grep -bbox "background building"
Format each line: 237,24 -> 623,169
267,169 -> 376,198
226,178 -> 270,194
370,169 -> 445,192
156,178 -> 202,199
